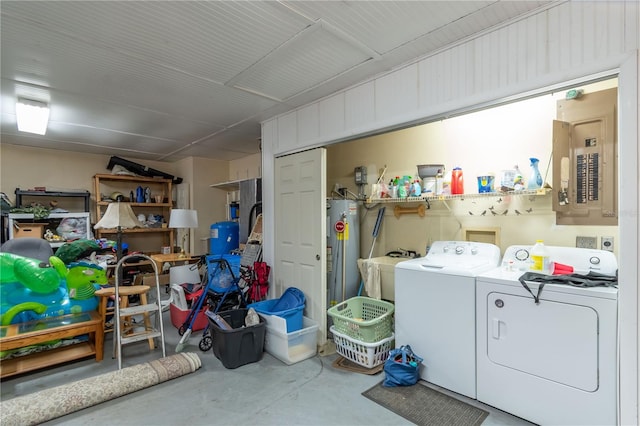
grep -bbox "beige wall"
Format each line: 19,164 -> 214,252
0,143 -> 260,256
229,152 -> 261,182
328,80 -> 620,258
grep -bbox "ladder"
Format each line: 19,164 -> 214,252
113,253 -> 166,369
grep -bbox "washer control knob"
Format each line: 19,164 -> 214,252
515,249 -> 529,261
471,247 -> 478,255
455,246 -> 464,255
443,246 -> 450,253
590,256 -> 601,265
495,299 -> 504,308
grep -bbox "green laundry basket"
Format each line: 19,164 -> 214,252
327,296 -> 394,343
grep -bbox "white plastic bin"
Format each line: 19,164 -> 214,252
262,315 -> 318,365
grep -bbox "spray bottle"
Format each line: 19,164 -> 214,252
527,157 -> 543,190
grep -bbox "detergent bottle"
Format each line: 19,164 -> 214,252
451,167 -> 464,195
530,240 -> 551,274
403,175 -> 412,197
411,179 -> 422,197
397,177 -> 407,198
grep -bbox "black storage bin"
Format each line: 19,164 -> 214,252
209,308 -> 266,369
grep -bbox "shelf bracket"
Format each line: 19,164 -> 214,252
393,204 -> 426,218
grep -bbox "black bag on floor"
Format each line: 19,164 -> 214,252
383,345 -> 423,387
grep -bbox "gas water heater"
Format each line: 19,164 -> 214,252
326,199 -> 360,306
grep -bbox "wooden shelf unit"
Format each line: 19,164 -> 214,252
93,174 -> 174,253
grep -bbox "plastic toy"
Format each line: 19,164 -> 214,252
0,253 -> 106,325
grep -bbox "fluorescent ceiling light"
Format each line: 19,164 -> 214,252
16,98 -> 49,135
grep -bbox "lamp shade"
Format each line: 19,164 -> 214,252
169,209 -> 198,229
94,202 -> 143,229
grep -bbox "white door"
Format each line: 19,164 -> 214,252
274,148 -> 327,346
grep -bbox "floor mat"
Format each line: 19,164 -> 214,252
331,356 -> 383,375
362,381 -> 488,426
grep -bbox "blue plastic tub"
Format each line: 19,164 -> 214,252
271,287 -> 305,312
248,299 -> 304,332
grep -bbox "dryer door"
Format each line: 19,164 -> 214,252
486,291 -> 598,391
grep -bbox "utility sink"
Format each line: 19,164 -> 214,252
357,256 -> 411,302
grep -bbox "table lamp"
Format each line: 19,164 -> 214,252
94,202 -> 143,260
169,209 -> 198,258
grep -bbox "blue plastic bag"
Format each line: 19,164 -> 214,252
383,345 -> 423,387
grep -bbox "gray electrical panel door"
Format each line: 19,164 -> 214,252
553,88 -> 617,226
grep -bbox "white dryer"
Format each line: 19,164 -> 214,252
395,241 -> 501,398
476,245 -> 618,426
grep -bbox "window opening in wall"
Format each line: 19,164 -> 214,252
326,74 -> 619,255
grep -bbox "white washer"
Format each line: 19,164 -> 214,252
395,241 -> 501,398
476,245 -> 618,426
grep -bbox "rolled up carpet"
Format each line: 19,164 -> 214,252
1,352 -> 202,426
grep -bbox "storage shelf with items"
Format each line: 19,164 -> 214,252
366,189 -> 552,218
367,163 -> 550,215
7,188 -> 92,247
93,174 -> 174,253
366,188 -> 549,204
14,188 -> 91,212
8,212 -> 91,248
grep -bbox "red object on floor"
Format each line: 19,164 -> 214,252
169,303 -> 208,331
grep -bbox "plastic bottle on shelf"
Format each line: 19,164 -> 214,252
527,157 -> 543,190
513,165 -> 525,190
411,179 -> 422,197
530,240 -> 551,274
441,171 -> 451,195
389,179 -> 397,198
435,171 -> 444,195
451,167 -> 464,195
397,176 -> 407,198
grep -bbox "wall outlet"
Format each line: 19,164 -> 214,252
601,236 -> 614,252
576,236 -> 597,249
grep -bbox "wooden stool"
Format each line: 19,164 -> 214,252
95,285 -> 155,351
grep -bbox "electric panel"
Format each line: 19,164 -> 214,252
552,88 -> 617,226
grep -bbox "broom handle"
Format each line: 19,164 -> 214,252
368,207 -> 385,259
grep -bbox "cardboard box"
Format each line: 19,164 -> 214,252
14,223 -> 47,239
133,272 -> 170,287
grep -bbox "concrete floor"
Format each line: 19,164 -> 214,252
1,310 -> 534,426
